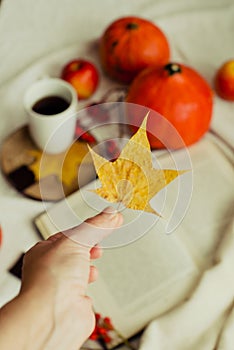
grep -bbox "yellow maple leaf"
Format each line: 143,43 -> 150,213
88,115 -> 186,216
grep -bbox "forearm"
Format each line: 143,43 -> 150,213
0,285 -> 93,350
0,289 -> 55,350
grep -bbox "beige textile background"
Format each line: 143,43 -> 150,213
0,1 -> 234,349
0,0 -> 233,86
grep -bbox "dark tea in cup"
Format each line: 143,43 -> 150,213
32,96 -> 70,115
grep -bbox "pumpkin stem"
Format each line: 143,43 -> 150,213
126,22 -> 138,30
164,63 -> 182,76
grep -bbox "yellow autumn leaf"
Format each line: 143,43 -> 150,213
88,115 -> 186,216
28,141 -> 91,188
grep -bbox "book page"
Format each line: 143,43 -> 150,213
87,218 -> 198,339
154,134 -> 234,269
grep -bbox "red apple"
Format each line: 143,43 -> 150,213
215,59 -> 234,101
61,59 -> 99,100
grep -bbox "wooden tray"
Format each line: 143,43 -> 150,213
0,125 -> 96,201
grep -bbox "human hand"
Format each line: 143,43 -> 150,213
0,207 -> 122,350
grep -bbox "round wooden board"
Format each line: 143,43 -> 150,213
0,125 -> 96,201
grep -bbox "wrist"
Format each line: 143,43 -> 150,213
18,284 -> 93,349
18,288 -> 55,349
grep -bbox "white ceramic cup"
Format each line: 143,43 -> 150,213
24,78 -> 78,154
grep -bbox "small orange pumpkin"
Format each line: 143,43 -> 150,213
99,16 -> 170,84
126,63 -> 213,149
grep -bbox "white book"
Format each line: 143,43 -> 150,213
34,134 -> 234,347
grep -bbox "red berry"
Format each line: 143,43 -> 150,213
98,327 -> 108,335
102,333 -> 112,343
95,313 -> 101,322
103,317 -> 114,330
75,124 -> 96,143
87,103 -> 110,122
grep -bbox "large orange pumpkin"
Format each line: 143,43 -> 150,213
99,16 -> 170,84
126,63 -> 213,149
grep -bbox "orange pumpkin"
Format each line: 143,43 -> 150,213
99,16 -> 170,84
126,63 -> 213,149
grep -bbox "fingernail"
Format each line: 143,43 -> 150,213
102,206 -> 118,218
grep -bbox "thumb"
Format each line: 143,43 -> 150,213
62,207 -> 123,248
